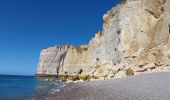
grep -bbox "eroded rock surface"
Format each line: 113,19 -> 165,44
36,0 -> 170,80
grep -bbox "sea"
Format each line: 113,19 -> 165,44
0,75 -> 64,100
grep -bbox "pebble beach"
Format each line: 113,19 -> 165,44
47,72 -> 170,100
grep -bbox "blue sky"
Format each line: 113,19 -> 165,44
0,0 -> 122,75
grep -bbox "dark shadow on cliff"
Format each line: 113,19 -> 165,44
168,24 -> 170,33
56,52 -> 67,78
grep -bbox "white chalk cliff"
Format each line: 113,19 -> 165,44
36,0 -> 170,78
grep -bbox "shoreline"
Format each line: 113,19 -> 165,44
45,72 -> 170,100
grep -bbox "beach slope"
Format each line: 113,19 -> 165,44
50,72 -> 170,100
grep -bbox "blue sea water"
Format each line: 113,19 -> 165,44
0,75 -> 63,100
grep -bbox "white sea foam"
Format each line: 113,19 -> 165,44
60,84 -> 66,88
44,79 -> 49,81
51,88 -> 60,94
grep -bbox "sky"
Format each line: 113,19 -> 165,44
0,0 -> 122,75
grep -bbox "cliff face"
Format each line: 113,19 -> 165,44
37,32 -> 107,76
37,0 -> 170,77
